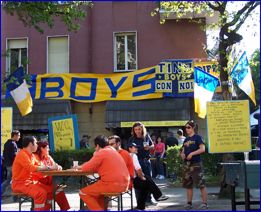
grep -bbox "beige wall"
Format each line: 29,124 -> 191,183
72,102 -> 112,147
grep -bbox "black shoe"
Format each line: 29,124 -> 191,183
157,194 -> 169,201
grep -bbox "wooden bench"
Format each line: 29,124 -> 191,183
12,192 -> 34,211
102,192 -> 123,211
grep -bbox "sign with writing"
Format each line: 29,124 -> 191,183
121,120 -> 188,128
48,115 -> 79,151
6,66 -> 163,103
206,100 -> 251,153
1,107 -> 13,153
155,60 -> 194,97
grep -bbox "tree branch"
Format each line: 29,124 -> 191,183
225,1 -> 259,28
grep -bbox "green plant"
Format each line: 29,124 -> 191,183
165,146 -> 183,182
50,148 -> 95,169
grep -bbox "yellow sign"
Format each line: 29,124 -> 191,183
206,100 -> 251,153
50,116 -> 78,151
1,107 -> 13,153
121,120 -> 188,128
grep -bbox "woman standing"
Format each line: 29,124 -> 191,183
33,141 -> 70,211
154,136 -> 165,180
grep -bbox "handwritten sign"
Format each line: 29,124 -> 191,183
1,107 -> 13,153
48,115 -> 79,151
206,100 -> 251,153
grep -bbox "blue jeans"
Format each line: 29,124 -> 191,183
155,153 -> 164,176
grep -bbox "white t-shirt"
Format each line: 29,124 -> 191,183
178,136 -> 186,146
130,152 -> 141,178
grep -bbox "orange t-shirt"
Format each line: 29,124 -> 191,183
12,149 -> 38,184
82,146 -> 130,184
31,154 -> 53,185
119,149 -> 134,189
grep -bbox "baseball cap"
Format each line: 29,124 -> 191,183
127,143 -> 139,148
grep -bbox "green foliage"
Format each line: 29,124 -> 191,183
50,148 -> 95,169
165,146 -> 183,182
2,1 -> 93,33
152,1 -> 260,96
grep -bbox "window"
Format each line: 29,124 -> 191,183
114,32 -> 137,72
48,36 -> 69,73
6,39 -> 28,75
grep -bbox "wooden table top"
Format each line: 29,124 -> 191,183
39,169 -> 94,176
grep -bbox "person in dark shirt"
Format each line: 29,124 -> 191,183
180,120 -> 208,210
165,132 -> 178,149
2,130 -> 20,197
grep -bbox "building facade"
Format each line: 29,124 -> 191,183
2,2 -> 210,147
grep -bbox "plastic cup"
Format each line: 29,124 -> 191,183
73,161 -> 79,167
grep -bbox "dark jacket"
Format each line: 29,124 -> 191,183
3,139 -> 18,167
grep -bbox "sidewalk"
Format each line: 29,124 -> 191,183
1,178 -> 260,211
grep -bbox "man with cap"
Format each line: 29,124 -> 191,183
128,142 -> 169,210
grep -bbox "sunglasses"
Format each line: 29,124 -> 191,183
185,126 -> 192,129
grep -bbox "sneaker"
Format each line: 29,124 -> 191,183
157,194 -> 169,201
184,203 -> 192,210
158,175 -> 165,180
145,201 -> 158,206
156,175 -> 160,179
199,203 -> 208,210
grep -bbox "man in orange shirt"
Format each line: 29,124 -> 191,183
12,136 -> 60,211
108,135 -> 134,189
75,135 -> 130,211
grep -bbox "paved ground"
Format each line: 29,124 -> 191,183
1,178 -> 260,211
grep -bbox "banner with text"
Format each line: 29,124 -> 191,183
1,107 -> 13,153
206,100 -> 251,153
5,61 -> 220,102
155,60 -> 220,97
48,115 -> 79,151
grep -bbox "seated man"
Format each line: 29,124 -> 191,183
75,135 -> 130,211
128,143 -> 169,210
12,136 -> 59,211
108,135 -> 135,189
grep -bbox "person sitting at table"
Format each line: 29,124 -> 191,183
32,140 -> 70,211
12,136 -> 59,211
108,135 -> 135,189
128,142 -> 169,210
74,135 -> 130,211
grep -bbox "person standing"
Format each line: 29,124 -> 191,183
154,136 -> 165,180
2,130 -> 20,198
75,135 -> 130,211
177,129 -> 186,146
165,132 -> 178,149
12,136 -> 59,211
180,120 -> 208,210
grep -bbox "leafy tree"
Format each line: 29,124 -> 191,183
153,1 -> 260,197
2,1 -> 92,33
153,1 -> 260,100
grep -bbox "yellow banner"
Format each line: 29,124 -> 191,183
33,67 -> 163,103
121,120 -> 188,128
1,107 -> 13,153
206,100 -> 251,153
